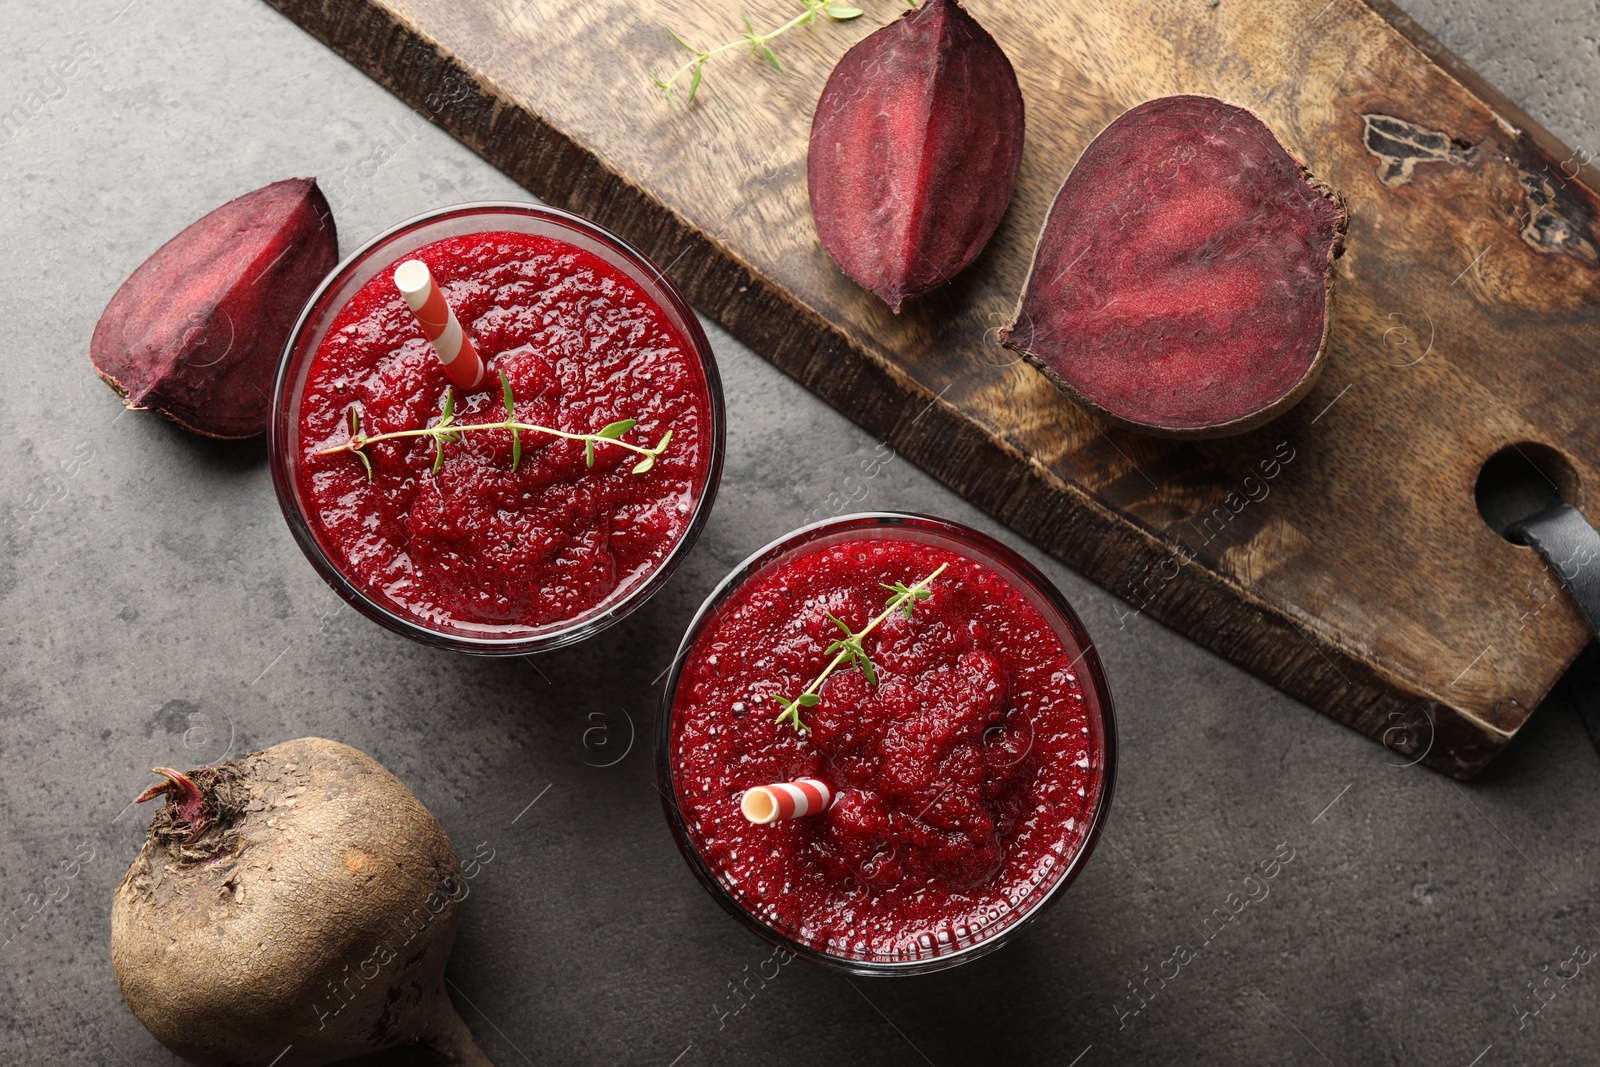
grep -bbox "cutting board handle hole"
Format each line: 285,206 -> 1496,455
1475,442 -> 1582,541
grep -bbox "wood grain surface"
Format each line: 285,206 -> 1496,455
262,0 -> 1600,777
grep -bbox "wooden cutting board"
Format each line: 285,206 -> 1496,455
264,0 -> 1600,777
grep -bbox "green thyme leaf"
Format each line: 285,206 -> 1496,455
772,685 -> 821,732
882,580 -> 931,618
598,419 -> 637,440
771,693 -> 807,732
855,646 -> 877,685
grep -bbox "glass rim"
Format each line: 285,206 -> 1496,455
268,200 -> 726,655
655,512 -> 1118,975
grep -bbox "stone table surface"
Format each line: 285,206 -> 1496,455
2,0 -> 1597,1064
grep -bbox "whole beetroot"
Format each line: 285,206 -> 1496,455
111,738 -> 493,1066
808,0 -> 1024,312
90,178 -> 338,438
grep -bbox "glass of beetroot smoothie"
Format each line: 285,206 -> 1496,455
659,513 -> 1115,974
270,203 -> 723,654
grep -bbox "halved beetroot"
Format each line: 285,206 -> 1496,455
1001,96 -> 1346,437
90,178 -> 338,439
808,0 -> 1024,312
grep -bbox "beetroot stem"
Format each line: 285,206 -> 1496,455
135,768 -> 209,834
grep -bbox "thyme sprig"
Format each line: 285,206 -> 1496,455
317,371 -> 673,480
652,0 -> 865,109
772,562 -> 948,733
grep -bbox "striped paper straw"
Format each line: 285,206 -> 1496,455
740,779 -> 835,824
393,259 -> 485,390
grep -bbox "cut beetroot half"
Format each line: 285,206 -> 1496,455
1001,95 -> 1346,437
90,178 -> 338,439
808,0 -> 1024,312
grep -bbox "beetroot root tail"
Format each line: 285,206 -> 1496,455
420,992 -> 496,1067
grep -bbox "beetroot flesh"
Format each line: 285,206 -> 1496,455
90,178 -> 338,439
1001,95 -> 1346,437
112,738 -> 493,1067
808,0 -> 1024,312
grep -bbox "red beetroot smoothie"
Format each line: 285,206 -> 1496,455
295,230 -> 711,633
669,535 -> 1105,960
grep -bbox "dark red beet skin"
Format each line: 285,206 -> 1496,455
90,178 -> 338,438
808,0 -> 1024,312
1001,96 -> 1346,437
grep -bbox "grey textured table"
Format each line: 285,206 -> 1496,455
3,1 -> 1598,1064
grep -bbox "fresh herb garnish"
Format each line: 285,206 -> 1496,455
651,0 -> 866,109
318,371 -> 672,480
771,562 -> 947,733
